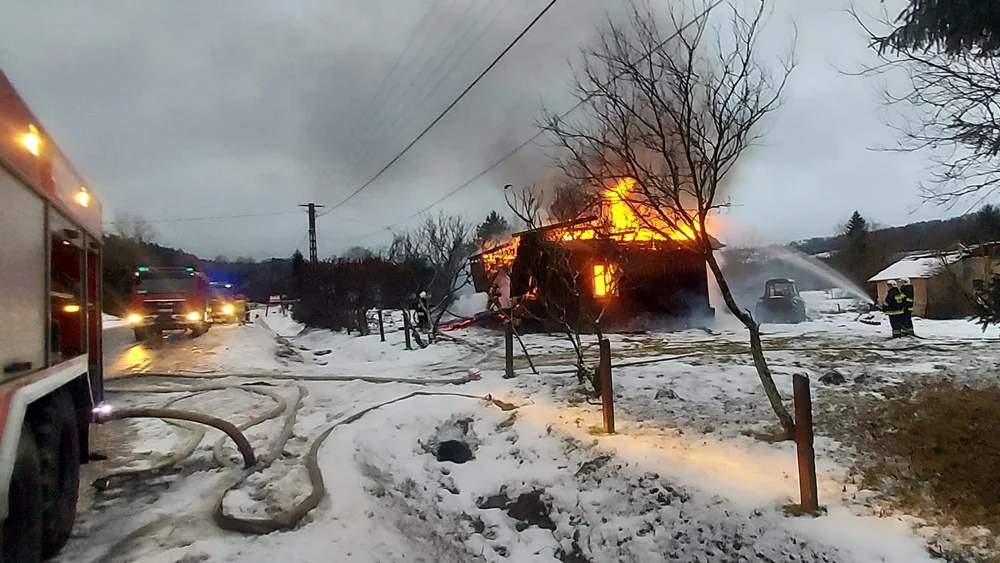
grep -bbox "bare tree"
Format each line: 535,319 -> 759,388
852,5 -> 1000,209
114,212 -> 156,244
503,184 -> 544,228
393,212 -> 475,340
503,183 -> 622,392
542,0 -> 797,436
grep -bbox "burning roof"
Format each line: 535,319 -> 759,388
473,178 -> 721,266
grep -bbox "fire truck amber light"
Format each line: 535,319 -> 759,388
127,313 -> 143,325
74,187 -> 90,208
222,304 -> 235,315
62,304 -> 81,313
186,311 -> 201,321
20,124 -> 41,156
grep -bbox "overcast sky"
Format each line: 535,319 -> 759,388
0,0 -> 964,259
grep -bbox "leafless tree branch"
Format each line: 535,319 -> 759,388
542,0 -> 797,436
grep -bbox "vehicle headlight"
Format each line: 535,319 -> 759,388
186,311 -> 201,321
222,304 -> 235,315
127,313 -> 143,325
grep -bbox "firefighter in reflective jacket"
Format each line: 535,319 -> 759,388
882,280 -> 906,338
899,277 -> 916,336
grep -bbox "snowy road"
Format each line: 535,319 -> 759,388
58,311 -> 988,562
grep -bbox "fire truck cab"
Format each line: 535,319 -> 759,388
0,69 -> 105,561
126,266 -> 213,341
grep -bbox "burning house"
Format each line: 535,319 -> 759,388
470,179 -> 722,331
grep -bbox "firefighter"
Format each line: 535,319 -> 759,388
415,291 -> 431,330
486,283 -> 502,312
882,280 -> 906,338
899,277 -> 915,337
233,295 -> 247,326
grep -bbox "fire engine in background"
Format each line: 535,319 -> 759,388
208,281 -> 237,324
126,267 -> 213,341
0,69 -> 105,561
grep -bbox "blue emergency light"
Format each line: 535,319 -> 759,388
186,267 -> 194,272
138,266 -> 149,272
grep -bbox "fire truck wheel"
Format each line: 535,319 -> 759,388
1,426 -> 42,563
190,324 -> 205,338
32,391 -> 79,559
133,328 -> 147,342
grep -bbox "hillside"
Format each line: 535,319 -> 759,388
102,235 -> 293,315
790,215 -> 978,257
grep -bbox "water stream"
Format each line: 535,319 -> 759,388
758,246 -> 873,302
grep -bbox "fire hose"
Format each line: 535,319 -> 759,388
119,370 -> 478,385
93,383 -> 290,488
97,366 -> 509,536
213,391 -> 517,534
101,407 -> 255,467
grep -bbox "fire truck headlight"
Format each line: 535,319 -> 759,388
186,311 -> 201,321
127,313 -> 143,325
222,304 -> 234,315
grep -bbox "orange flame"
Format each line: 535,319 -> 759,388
593,263 -> 618,297
476,177 -> 708,282
604,178 -> 700,242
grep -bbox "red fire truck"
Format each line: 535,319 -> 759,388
126,266 -> 213,341
0,70 -> 105,560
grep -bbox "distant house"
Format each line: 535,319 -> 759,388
868,242 -> 1000,318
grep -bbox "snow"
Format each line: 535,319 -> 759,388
67,292 -> 1000,562
868,251 -> 964,282
102,313 -> 127,328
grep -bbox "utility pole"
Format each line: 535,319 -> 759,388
298,203 -> 325,263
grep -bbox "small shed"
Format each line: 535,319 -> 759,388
868,243 -> 1000,318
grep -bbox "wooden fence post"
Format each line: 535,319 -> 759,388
599,338 -> 615,434
403,310 -> 412,351
504,320 -> 514,379
793,373 -> 819,514
378,310 -> 386,342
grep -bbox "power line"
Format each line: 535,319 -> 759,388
105,211 -> 299,225
105,208 -> 384,228
337,0 -> 726,242
344,0 -> 506,183
324,0 -> 564,214
337,0 -> 456,178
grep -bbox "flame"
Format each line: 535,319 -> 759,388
593,263 -> 617,297
604,178 -> 700,242
480,237 -> 519,274
476,177 -> 710,283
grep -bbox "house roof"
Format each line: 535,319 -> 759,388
867,250 -> 965,282
471,216 -> 724,259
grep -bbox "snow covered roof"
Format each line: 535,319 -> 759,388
867,251 -> 966,282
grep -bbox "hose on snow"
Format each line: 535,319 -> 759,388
118,370 -> 478,386
101,407 -> 256,467
213,391 -> 518,535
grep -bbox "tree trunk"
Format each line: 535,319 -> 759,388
705,251 -> 796,439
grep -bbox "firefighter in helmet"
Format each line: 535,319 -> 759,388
882,280 -> 906,338
899,277 -> 915,337
486,283 -> 502,312
415,291 -> 431,330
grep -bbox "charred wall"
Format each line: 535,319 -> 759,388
503,233 -> 712,330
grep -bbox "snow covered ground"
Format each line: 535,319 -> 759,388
71,304 -> 1000,562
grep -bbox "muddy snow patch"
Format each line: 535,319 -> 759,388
339,396 -> 864,562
